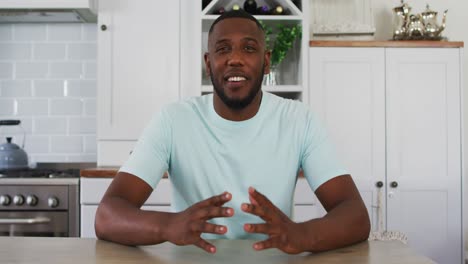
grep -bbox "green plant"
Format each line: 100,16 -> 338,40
260,22 -> 302,67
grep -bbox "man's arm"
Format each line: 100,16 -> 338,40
242,174 -> 370,253
95,172 -> 234,253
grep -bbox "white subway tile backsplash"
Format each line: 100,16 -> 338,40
84,135 -> 97,153
2,23 -> 96,162
84,99 -> 96,116
50,98 -> 82,115
30,154 -> 67,163
67,154 -> 96,162
51,136 -> 82,153
34,43 -> 66,60
0,25 -> 12,41
0,99 -> 15,115
14,24 -> 47,41
83,24 -> 97,41
48,24 -> 82,41
16,99 -> 48,116
67,80 -> 96,97
24,135 -> 50,154
84,62 -> 96,79
34,117 -> 67,134
0,63 -> 13,79
16,62 -> 49,79
34,80 -> 65,97
49,62 -> 82,79
1,80 -> 32,97
68,117 -> 95,134
68,43 -> 97,60
0,117 -> 32,134
0,43 -> 31,60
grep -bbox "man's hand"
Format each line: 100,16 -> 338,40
165,192 -> 234,254
241,187 -> 304,254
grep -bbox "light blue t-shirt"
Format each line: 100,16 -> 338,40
119,92 -> 346,239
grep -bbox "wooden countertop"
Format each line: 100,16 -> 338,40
80,168 -> 169,178
0,237 -> 435,264
310,40 -> 464,48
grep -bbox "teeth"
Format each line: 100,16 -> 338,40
228,76 -> 246,82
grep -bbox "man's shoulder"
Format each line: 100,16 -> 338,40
264,92 -> 312,118
161,94 -> 211,116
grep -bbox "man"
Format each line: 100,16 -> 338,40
95,10 -> 370,254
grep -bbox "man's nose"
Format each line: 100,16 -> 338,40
227,49 -> 244,66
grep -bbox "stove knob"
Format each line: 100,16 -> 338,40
0,195 -> 11,206
48,197 -> 59,208
13,195 -> 25,206
26,195 -> 38,206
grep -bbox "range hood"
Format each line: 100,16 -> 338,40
0,0 -> 97,23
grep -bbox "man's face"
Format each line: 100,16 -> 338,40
204,18 -> 271,110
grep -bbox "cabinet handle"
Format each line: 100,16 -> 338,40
101,24 -> 107,31
375,181 -> 383,188
390,181 -> 398,188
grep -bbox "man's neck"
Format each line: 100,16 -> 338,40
213,91 -> 263,121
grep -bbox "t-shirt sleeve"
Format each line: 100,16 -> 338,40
118,109 -> 172,189
300,112 -> 347,191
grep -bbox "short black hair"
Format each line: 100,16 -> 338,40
208,10 -> 264,34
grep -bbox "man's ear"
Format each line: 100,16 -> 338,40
263,50 -> 272,74
204,52 -> 211,77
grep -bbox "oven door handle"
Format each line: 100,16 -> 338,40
0,217 -> 51,225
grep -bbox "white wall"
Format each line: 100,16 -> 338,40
0,24 -> 97,164
312,0 -> 468,251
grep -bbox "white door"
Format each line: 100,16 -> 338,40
97,0 -> 180,140
309,47 -> 386,231
386,48 -> 462,264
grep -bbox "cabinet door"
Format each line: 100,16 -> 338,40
97,0 -> 180,140
309,48 -> 386,231
386,48 -> 462,264
81,205 -> 171,238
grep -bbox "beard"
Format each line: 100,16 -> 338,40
211,64 -> 265,110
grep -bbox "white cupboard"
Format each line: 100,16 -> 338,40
309,45 -> 463,264
97,0 -> 180,165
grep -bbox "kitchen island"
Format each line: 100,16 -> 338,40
0,237 -> 434,263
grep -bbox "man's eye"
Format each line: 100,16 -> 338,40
216,46 -> 230,53
245,46 -> 256,52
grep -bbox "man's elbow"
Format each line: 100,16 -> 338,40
358,204 -> 371,241
94,204 -> 109,240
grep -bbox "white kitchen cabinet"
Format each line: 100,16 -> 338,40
97,0 -> 180,165
309,46 -> 463,264
80,177 -> 172,238
80,177 -> 322,238
180,0 -> 309,102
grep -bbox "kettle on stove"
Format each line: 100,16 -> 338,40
0,120 -> 28,170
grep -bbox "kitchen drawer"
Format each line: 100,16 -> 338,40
80,178 -> 171,205
80,205 -> 171,238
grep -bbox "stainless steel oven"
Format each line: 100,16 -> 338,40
0,168 -> 80,237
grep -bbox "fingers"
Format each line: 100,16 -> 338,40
241,203 -> 272,221
252,238 -> 277,251
195,206 -> 234,220
194,238 -> 217,254
248,187 -> 273,207
196,192 -> 232,208
244,223 -> 270,234
190,221 -> 228,235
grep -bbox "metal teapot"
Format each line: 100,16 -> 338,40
421,4 -> 447,38
392,0 -> 411,40
0,120 -> 28,170
407,14 -> 425,39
